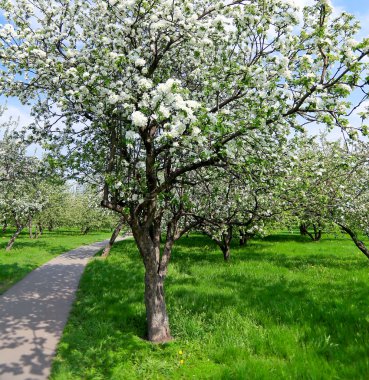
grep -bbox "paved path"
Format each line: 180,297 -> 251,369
0,238 -> 122,380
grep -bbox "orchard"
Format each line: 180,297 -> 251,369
0,0 -> 368,364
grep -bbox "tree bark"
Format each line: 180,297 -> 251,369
337,223 -> 369,260
133,224 -> 173,343
102,217 -> 125,258
201,226 -> 233,261
28,216 -> 34,239
312,224 -> 322,241
2,220 -> 7,233
299,223 -> 307,236
144,267 -> 171,342
38,223 -> 43,236
239,229 -> 252,246
6,225 -> 24,251
221,245 -> 231,261
222,226 -> 233,261
300,223 -> 321,241
35,223 -> 43,239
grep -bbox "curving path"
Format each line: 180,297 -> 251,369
0,238 -> 122,380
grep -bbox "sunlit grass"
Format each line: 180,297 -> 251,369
51,233 -> 369,379
0,228 -> 111,294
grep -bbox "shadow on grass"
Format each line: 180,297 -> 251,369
51,241 -> 152,378
0,263 -> 38,294
0,229 -> 109,253
261,234 -> 316,243
0,240 -> 71,255
51,236 -> 369,379
170,235 -> 368,273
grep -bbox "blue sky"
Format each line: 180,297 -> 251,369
0,0 -> 369,143
334,0 -> 368,15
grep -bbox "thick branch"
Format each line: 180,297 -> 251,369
337,222 -> 369,260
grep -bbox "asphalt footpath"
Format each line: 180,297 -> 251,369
0,238 -> 121,380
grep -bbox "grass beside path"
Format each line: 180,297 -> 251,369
0,229 -> 111,294
51,233 -> 369,379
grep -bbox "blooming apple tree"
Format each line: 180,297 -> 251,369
1,0 -> 369,341
283,136 -> 369,257
186,133 -> 294,260
0,129 -> 47,250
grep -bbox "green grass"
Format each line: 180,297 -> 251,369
0,228 -> 111,294
51,233 -> 369,379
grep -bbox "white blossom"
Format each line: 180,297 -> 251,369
131,111 -> 148,127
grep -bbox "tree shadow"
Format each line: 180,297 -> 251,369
0,240 -> 108,379
51,243 -> 158,378
0,263 -> 38,294
51,237 -> 369,378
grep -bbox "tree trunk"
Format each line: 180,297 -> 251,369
300,223 -> 321,241
6,225 -> 24,251
312,224 -> 322,241
2,220 -> 7,233
144,268 -> 171,342
221,245 -> 231,261
222,226 -> 233,261
201,226 -> 232,261
28,216 -> 34,239
35,223 -> 43,239
300,223 -> 307,236
239,230 -> 252,246
132,223 -> 173,343
337,223 -> 369,260
102,217 -> 125,258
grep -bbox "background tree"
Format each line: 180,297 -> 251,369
283,136 -> 369,257
0,130 -> 47,250
187,135 -> 293,260
60,186 -> 120,234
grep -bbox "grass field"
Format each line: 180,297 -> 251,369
0,229 -> 111,294
50,233 -> 369,379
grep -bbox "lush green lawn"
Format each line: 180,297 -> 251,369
51,233 -> 369,379
0,229 -> 111,294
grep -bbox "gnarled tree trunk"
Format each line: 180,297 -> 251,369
221,226 -> 233,261
239,229 -> 253,246
300,223 -> 322,241
82,226 -> 90,235
132,222 -> 173,343
337,223 -> 369,260
102,217 -> 126,258
28,216 -> 34,239
312,224 -> 322,241
203,225 -> 233,261
2,220 -> 7,233
6,225 -> 24,251
144,264 -> 171,342
221,244 -> 231,261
